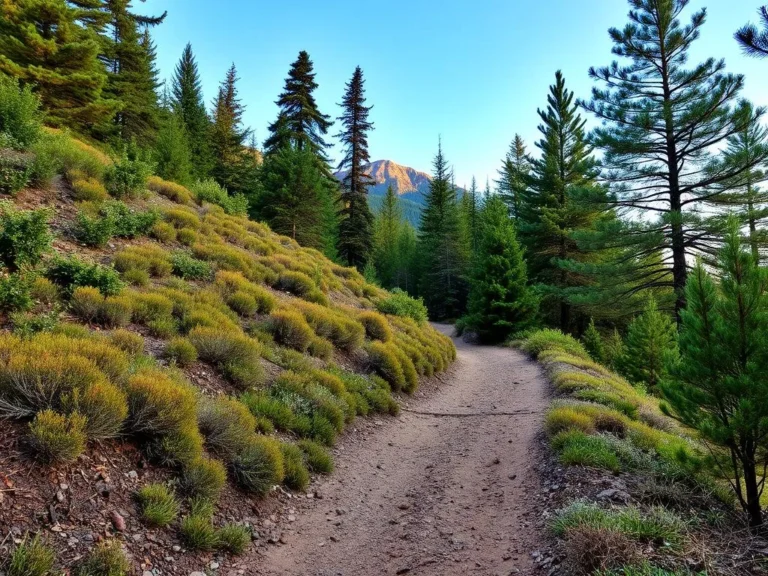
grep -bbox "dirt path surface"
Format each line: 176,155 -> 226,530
255,325 -> 549,576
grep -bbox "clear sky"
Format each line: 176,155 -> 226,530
141,0 -> 768,188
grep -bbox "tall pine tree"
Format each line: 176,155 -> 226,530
372,185 -> 402,288
736,6 -> 768,57
210,64 -> 251,194
0,0 -> 118,129
582,0 -> 768,318
171,43 -> 212,179
496,135 -> 531,221
418,140 -> 468,320
336,66 -> 374,269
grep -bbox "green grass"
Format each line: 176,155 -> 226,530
180,498 -> 218,551
7,534 -> 55,576
215,524 -> 251,555
75,539 -> 129,576
136,483 -> 179,527
553,430 -> 621,472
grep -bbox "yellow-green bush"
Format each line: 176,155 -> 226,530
114,245 -> 172,278
30,277 -> 58,306
198,397 -> 257,459
545,406 -> 596,435
137,483 -> 179,527
151,220 -> 177,243
126,290 -> 174,323
270,309 -> 314,352
71,176 -> 108,202
188,326 -> 264,389
147,176 -> 193,205
124,369 -> 197,436
280,442 -> 310,491
76,539 -> 129,576
99,295 -> 132,327
366,341 -> 405,392
28,409 -> 87,463
230,435 -> 284,496
295,301 -> 364,352
358,311 -> 392,342
164,337 -> 198,367
70,286 -> 103,323
182,456 -> 227,502
107,329 -> 144,355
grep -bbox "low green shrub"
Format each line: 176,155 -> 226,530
376,289 -> 428,323
99,295 -> 132,327
124,369 -> 197,436
151,220 -> 176,243
191,179 -> 248,215
0,73 -> 42,150
28,409 -> 87,464
171,252 -> 212,280
230,435 -> 284,496
188,327 -> 264,389
7,534 -> 55,576
215,524 -> 251,555
107,329 -> 144,355
46,256 -> 124,296
105,154 -> 151,199
197,397 -> 257,459
74,208 -> 114,247
0,202 -> 52,272
0,273 -> 33,312
552,430 -> 621,471
70,286 -> 104,323
276,270 -> 316,298
137,483 -> 179,527
280,442 -> 310,491
521,329 -> 591,360
270,309 -> 314,352
75,539 -> 130,576
71,176 -> 108,201
307,337 -> 333,360
180,499 -> 218,551
366,341 -> 405,391
0,150 -> 31,195
164,337 -> 198,367
149,424 -> 204,467
297,439 -> 334,474
182,456 -> 227,502
358,311 -> 392,342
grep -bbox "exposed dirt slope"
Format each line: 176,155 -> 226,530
254,325 -> 549,576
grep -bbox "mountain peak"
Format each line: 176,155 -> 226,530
336,159 -> 432,197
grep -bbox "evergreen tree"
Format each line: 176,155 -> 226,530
253,146 -> 337,255
581,318 -> 605,364
154,108 -> 193,185
372,185 -> 402,288
583,0 -> 768,318
459,196 -> 538,342
521,70 -> 602,332
336,66 -> 375,269
603,329 -> 625,372
662,224 -> 768,527
394,222 -> 418,294
264,50 -> 332,164
460,177 -> 481,258
97,0 -> 165,144
711,101 -> 768,264
618,297 -> 678,390
737,6 -> 768,57
210,64 -> 251,194
0,0 -> 118,129
171,43 -> 212,179
418,140 -> 469,319
496,135 -> 531,221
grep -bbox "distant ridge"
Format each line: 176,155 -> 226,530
335,159 -> 432,204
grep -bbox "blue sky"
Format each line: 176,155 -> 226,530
142,0 -> 768,188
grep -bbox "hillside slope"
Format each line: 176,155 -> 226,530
0,131 -> 455,574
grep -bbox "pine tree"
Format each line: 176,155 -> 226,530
395,223 -> 418,293
460,177 -> 481,258
97,0 -> 165,144
737,6 -> 768,57
711,101 -> 768,264
336,66 -> 375,269
210,64 -> 251,194
459,196 -> 538,342
603,328 -> 625,372
253,146 -> 337,254
496,135 -> 531,221
171,43 -> 212,179
581,318 -> 604,364
372,185 -> 402,288
521,71 -> 602,333
418,140 -> 469,319
264,51 -> 332,163
0,0 -> 118,129
154,108 -> 193,185
662,224 -> 768,527
582,0 -> 768,318
618,297 -> 677,390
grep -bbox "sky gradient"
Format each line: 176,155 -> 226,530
142,0 -> 768,188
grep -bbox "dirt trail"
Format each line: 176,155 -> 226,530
255,325 -> 549,576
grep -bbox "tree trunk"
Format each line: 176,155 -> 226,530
744,458 -> 763,528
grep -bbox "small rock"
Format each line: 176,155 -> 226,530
110,511 -> 126,532
397,503 -> 410,510
287,515 -> 296,522
189,572 -> 206,576
172,545 -> 181,553
127,471 -> 138,480
596,488 -> 630,503
143,571 -> 154,576
209,561 -> 219,570
329,535 -> 338,543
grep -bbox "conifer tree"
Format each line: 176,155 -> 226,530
496,135 -> 531,221
418,140 -> 469,319
372,185 -> 402,288
210,64 -> 251,194
581,318 -> 604,364
0,0 -> 118,129
737,6 -> 768,57
618,297 -> 677,390
171,43 -> 212,179
662,224 -> 768,527
264,51 -> 332,164
459,196 -> 538,342
521,71 -> 602,332
395,223 -> 418,293
460,177 -> 481,258
97,0 -> 165,143
336,66 -> 375,269
583,0 -> 768,318
603,329 -> 625,372
154,108 -> 193,185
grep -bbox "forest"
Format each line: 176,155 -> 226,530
3,0 -> 768,574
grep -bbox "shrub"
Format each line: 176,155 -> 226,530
171,252 -> 211,280
124,369 -> 197,436
366,341 -> 405,391
164,337 -> 198,367
107,329 -> 144,355
215,524 -> 251,555
230,435 -> 284,496
376,289 -> 428,323
101,201 -> 159,238
0,202 -> 53,272
358,311 -> 392,342
227,290 -> 257,316
563,526 -> 638,575
71,176 -> 108,201
280,442 -> 310,491
28,410 -> 87,464
46,256 -> 124,297
147,176 -> 193,204
177,227 -> 197,246
308,337 -> 333,360
137,483 -> 179,527
240,392 -> 298,433
277,270 -> 316,297
192,179 -> 248,215
99,295 -> 132,328
0,149 -> 32,195
122,267 -> 149,286
7,534 -> 55,576
197,397 -> 256,459
182,457 -> 227,502
128,291 -> 174,323
297,439 -> 334,474
180,499 -> 218,550
76,540 -> 129,576
164,207 -> 200,230
188,327 -> 264,389
521,329 -> 590,360
148,424 -> 204,467
147,316 -> 178,338
74,209 -> 114,247
0,273 -> 33,312
0,74 -> 42,150
10,309 -> 60,338
30,276 -> 58,305
151,220 -> 176,243
391,345 -> 418,393
70,286 -> 104,323
545,406 -> 596,435
105,155 -> 151,199
270,309 -> 314,352
553,430 -> 621,471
